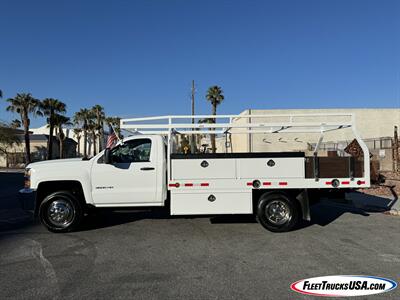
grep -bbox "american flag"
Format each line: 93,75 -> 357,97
106,127 -> 118,149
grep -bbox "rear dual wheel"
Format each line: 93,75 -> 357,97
256,192 -> 300,232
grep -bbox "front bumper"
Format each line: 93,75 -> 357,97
18,188 -> 36,212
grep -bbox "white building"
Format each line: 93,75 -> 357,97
31,125 -> 102,157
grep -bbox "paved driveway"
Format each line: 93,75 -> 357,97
0,173 -> 399,299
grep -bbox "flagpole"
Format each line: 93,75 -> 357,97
110,123 -> 122,144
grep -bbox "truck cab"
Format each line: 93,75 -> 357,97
91,135 -> 167,207
22,135 -> 167,232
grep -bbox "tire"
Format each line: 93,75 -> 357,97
256,192 -> 300,232
39,191 -> 83,233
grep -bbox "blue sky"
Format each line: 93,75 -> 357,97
0,0 -> 399,127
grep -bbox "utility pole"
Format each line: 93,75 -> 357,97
191,80 -> 195,124
394,126 -> 399,173
190,80 -> 196,153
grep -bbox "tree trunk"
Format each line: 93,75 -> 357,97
101,131 -> 104,151
60,139 -> 63,159
47,109 -> 54,160
77,137 -> 81,157
83,129 -> 87,158
23,114 -> 31,165
99,125 -> 104,151
47,123 -> 54,160
92,132 -> 97,155
211,103 -> 217,153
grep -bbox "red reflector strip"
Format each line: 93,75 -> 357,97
184,183 -> 193,187
247,182 -> 253,186
357,180 -> 365,185
325,181 -> 332,185
200,183 -> 209,187
168,183 -> 177,187
279,182 -> 288,186
341,181 -> 350,185
263,182 -> 271,186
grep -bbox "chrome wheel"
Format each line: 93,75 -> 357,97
265,200 -> 291,225
47,199 -> 75,227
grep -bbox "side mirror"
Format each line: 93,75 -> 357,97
104,148 -> 112,164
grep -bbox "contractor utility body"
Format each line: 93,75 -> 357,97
20,113 -> 370,232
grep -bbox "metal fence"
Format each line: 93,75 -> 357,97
313,137 -> 393,152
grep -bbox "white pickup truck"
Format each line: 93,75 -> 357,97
20,113 -> 370,233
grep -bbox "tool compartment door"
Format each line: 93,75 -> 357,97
171,158 -> 236,180
171,191 -> 252,215
237,157 -> 305,179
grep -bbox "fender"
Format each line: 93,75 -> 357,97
28,158 -> 95,205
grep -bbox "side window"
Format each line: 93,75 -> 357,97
111,139 -> 152,163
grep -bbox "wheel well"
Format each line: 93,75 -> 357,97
35,181 -> 86,215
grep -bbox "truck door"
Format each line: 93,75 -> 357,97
91,138 -> 157,205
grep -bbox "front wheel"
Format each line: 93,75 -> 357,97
39,191 -> 83,233
256,193 -> 300,232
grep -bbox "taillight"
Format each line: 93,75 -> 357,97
24,168 -> 31,189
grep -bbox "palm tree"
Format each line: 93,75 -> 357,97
54,114 -> 72,159
88,114 -> 97,155
10,119 -> 21,129
6,93 -> 42,164
92,105 -> 105,151
74,108 -> 91,159
206,86 -> 224,153
73,128 -> 82,156
105,116 -> 121,138
40,98 -> 66,160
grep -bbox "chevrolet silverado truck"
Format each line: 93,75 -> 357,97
20,113 -> 370,233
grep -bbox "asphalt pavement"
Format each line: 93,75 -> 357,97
0,172 -> 399,299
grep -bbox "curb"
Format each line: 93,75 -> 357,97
384,209 -> 400,216
0,169 -> 24,173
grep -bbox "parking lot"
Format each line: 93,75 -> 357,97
0,172 -> 399,299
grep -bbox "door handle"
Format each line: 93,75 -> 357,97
140,167 -> 155,171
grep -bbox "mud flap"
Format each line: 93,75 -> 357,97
296,189 -> 310,221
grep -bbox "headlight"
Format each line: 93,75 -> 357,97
24,168 -> 31,189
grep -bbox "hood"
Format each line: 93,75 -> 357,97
27,158 -> 88,168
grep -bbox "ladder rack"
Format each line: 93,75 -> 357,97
120,113 -> 370,183
120,113 -> 353,135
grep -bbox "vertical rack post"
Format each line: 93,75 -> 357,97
351,113 -> 370,184
167,116 -> 172,180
